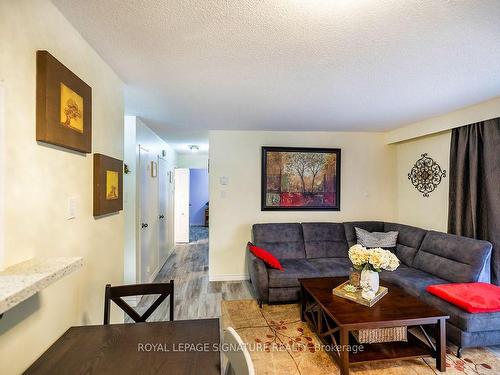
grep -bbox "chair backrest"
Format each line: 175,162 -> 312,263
223,327 -> 255,375
103,280 -> 174,324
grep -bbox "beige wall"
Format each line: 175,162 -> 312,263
395,131 -> 451,231
209,130 -> 396,279
0,1 -> 124,373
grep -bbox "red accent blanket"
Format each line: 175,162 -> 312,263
426,283 -> 500,313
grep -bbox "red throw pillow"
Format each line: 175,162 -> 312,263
248,242 -> 284,271
426,283 -> 500,313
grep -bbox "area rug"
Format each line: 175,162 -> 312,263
221,300 -> 499,374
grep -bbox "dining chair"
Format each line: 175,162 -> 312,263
103,280 -> 174,324
223,327 -> 255,375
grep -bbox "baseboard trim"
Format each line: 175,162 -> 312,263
209,274 -> 250,282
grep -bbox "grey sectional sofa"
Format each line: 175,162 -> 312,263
247,221 -> 499,354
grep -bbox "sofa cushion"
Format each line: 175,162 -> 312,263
384,222 -> 427,266
413,231 -> 492,283
268,259 -> 320,288
308,258 -> 351,277
302,223 -> 349,259
379,267 -> 448,298
252,223 -> 305,259
344,221 -> 384,247
419,292 -> 500,333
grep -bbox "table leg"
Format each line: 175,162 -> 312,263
339,328 -> 350,375
435,318 -> 446,372
300,285 -> 306,322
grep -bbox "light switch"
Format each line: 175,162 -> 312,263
220,176 -> 229,186
220,190 -> 227,199
67,197 -> 76,220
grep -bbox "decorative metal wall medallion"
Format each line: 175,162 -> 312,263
408,153 -> 446,197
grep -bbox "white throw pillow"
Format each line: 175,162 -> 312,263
355,227 -> 398,249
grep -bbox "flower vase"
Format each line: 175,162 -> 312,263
361,268 -> 379,293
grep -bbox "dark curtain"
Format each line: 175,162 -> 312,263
448,117 -> 500,285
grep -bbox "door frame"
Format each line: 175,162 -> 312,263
156,155 -> 169,272
174,168 -> 190,243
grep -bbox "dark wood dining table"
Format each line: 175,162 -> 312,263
24,318 -> 221,375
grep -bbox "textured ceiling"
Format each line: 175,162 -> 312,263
52,0 -> 500,149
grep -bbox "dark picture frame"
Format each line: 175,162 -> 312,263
36,50 -> 92,153
261,146 -> 341,211
93,153 -> 123,217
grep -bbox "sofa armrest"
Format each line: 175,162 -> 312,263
247,247 -> 269,303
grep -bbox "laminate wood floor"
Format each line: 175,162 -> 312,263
133,228 -> 254,321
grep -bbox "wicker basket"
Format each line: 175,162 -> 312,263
353,326 -> 407,344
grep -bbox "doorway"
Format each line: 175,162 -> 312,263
174,167 -> 209,243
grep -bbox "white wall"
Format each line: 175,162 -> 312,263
123,116 -> 177,285
177,153 -> 209,169
209,130 -> 396,280
395,131 -> 451,231
0,1 -> 124,373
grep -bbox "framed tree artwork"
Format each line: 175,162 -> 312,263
36,50 -> 92,153
261,147 -> 341,211
93,154 -> 123,217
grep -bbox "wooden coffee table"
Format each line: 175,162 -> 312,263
299,277 -> 449,375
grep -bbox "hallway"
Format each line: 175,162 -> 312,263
135,227 -> 253,321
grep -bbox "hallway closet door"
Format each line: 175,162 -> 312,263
139,146 -> 159,283
158,157 -> 169,263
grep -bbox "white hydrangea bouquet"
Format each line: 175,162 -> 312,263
348,244 -> 400,301
348,244 -> 400,272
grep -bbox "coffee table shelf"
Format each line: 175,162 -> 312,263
349,332 -> 431,363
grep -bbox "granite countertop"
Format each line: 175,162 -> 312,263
0,257 -> 83,315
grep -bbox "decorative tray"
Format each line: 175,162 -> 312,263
332,280 -> 387,307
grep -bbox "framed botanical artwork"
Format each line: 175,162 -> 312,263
261,146 -> 341,211
93,154 -> 123,216
36,50 -> 92,153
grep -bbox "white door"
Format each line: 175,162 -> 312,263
158,157 -> 169,262
174,168 -> 190,243
139,146 -> 159,282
